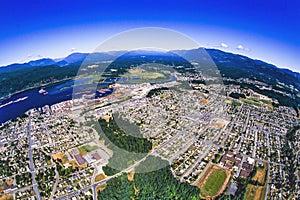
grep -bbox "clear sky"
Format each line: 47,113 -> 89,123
0,0 -> 299,71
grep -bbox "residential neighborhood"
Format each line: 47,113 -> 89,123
0,73 -> 299,199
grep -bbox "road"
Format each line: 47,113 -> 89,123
27,112 -> 42,200
49,167 -> 59,200
191,162 -> 212,186
264,162 -> 270,200
91,165 -> 98,200
180,145 -> 211,182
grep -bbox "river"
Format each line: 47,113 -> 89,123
0,79 -> 113,124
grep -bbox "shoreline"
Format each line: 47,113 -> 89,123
0,78 -> 74,102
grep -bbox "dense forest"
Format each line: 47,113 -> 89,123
95,114 -> 152,174
223,80 -> 300,113
0,64 -> 80,98
95,115 -> 201,199
280,126 -> 300,197
93,114 -> 201,199
98,156 -> 200,200
229,92 -> 246,99
2,49 -> 300,104
98,115 -> 152,153
146,87 -> 170,98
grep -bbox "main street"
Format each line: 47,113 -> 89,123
27,112 -> 41,200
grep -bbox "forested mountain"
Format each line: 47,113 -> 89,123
1,48 -> 299,102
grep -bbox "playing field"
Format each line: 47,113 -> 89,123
201,169 -> 227,197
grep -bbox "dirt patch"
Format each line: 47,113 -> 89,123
210,118 -> 229,129
133,184 -> 140,195
95,173 -> 107,182
252,163 -> 267,184
5,179 -> 13,186
127,170 -> 135,182
0,147 -> 8,153
244,184 -> 263,200
51,152 -> 65,160
200,99 -> 210,104
96,183 -> 107,192
129,68 -> 144,74
0,194 -> 13,200
103,115 -> 110,123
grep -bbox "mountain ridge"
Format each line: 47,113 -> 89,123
0,48 -> 299,76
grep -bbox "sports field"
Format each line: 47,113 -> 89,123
201,169 -> 227,197
196,165 -> 230,198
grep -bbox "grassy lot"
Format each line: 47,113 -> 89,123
232,101 -> 242,106
96,183 -> 107,193
122,66 -> 171,84
95,173 -> 107,182
82,144 -> 99,152
259,99 -> 272,105
245,162 -> 268,200
242,99 -> 262,107
78,145 -> 99,155
201,169 -> 227,197
252,163 -> 268,184
244,184 -> 263,200
51,151 -> 68,163
51,151 -> 65,160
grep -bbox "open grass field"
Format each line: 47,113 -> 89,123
244,184 -> 263,200
259,99 -> 272,105
244,162 -> 268,200
201,170 -> 227,197
196,165 -> 231,198
232,101 -> 242,107
127,68 -> 166,79
140,72 -> 165,79
78,144 -> 99,155
123,66 -> 170,84
242,99 -> 262,107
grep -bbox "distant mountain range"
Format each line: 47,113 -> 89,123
1,48 -> 299,78
0,48 -> 299,99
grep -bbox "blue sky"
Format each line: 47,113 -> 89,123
0,0 -> 299,71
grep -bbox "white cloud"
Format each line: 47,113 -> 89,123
236,44 -> 250,51
237,44 -> 244,50
220,43 -> 228,48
